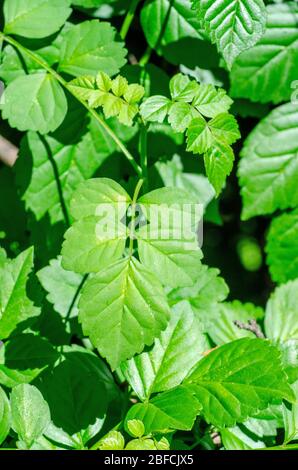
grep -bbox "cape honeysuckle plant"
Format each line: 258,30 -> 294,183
0,0 -> 298,452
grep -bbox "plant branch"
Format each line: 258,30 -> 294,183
120,0 -> 141,40
64,274 -> 89,324
139,123 -> 148,192
234,319 -> 265,339
0,32 -> 142,178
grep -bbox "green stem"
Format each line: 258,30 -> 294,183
139,123 -> 148,192
64,274 -> 88,324
120,0 -> 141,40
129,179 -> 144,255
0,32 -> 142,178
38,133 -> 71,228
139,45 -> 152,67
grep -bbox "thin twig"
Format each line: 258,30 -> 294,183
234,319 -> 265,338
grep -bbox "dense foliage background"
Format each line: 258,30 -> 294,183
0,0 -> 297,451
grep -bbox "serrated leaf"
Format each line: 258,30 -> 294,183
140,95 -> 172,123
283,380 -> 298,444
209,113 -> 240,145
238,103 -> 298,220
59,20 -> 127,77
168,102 -> 198,133
186,115 -> 213,154
1,73 -> 67,134
184,338 -> 295,427
204,141 -> 235,195
266,210 -> 298,284
0,386 -> 11,446
125,386 -> 202,433
37,257 -> 83,318
195,0 -> 267,69
61,178 -> 130,273
11,384 -> 51,448
265,280 -> 298,345
230,3 -> 298,104
169,73 -> 199,102
4,0 -> 72,38
121,301 -> 209,400
192,84 -> 233,118
0,247 -> 40,340
137,225 -> 202,288
79,256 -> 171,369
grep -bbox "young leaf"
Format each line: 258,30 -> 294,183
264,280 -> 298,345
184,338 -> 295,427
140,95 -> 172,123
266,210 -> 298,284
1,73 -> 67,134
0,387 -> 10,446
0,247 -> 40,340
78,256 -> 171,369
238,103 -> 298,220
125,386 -> 202,434
169,73 -> 199,102
168,102 -> 198,133
283,381 -> 298,444
186,115 -> 213,154
194,0 -> 267,69
192,84 -> 233,118
230,3 -> 298,104
61,178 -> 130,273
121,301 -> 209,400
4,0 -> 72,38
58,20 -> 127,77
204,141 -> 235,195
10,384 -> 51,448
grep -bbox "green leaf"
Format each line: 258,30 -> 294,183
156,154 -> 215,209
184,338 -> 295,427
194,0 -> 267,69
207,301 -> 264,346
136,204 -> 203,287
0,247 -> 40,340
169,73 -> 199,102
4,0 -> 72,38
168,264 -> 229,323
266,210 -> 298,284
36,348 -> 111,436
58,20 -> 127,77
264,280 -> 298,344
61,178 -> 130,274
121,301 -> 209,400
140,95 -> 172,123
98,430 -> 125,450
37,257 -> 83,318
239,103 -> 298,220
10,384 -> 51,448
186,115 -> 213,154
168,102 -> 198,133
125,386 -> 202,433
204,141 -> 235,195
192,84 -> 233,118
208,113 -> 240,146
230,3 -> 298,104
0,387 -> 11,446
141,0 -> 204,53
127,419 -> 145,438
283,380 -> 298,444
78,256 -> 171,369
1,73 -> 67,134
